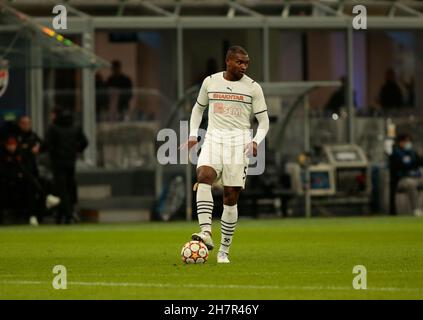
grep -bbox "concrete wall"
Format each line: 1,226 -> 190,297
307,31 -> 339,110
94,29 -> 420,116
353,31 -> 367,109
95,31 -> 138,111
183,29 -> 263,89
269,31 -> 303,82
367,31 -> 396,110
95,31 -> 177,121
367,30 -> 420,112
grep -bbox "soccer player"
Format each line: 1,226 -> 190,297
182,46 -> 269,263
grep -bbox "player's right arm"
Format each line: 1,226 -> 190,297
180,78 -> 210,151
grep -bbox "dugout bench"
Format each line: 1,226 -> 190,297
240,188 -> 296,218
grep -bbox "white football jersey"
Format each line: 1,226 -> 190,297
196,71 -> 267,145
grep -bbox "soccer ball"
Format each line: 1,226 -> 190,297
181,240 -> 209,264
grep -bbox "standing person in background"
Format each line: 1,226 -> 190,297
324,76 -> 357,117
44,108 -> 88,224
16,116 -> 42,178
15,116 -> 43,224
106,60 -> 133,121
379,68 -> 403,112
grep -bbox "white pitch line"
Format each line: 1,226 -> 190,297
1,280 -> 43,285
0,280 -> 278,290
1,280 -> 423,293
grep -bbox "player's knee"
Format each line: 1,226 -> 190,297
223,188 -> 240,205
197,167 -> 216,185
223,195 -> 238,206
197,173 -> 214,185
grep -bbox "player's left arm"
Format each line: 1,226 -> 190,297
246,84 -> 269,157
253,111 -> 269,145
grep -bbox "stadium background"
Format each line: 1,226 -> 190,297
2,0 -> 422,223
1,0 -> 423,300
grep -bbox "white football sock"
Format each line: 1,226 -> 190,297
196,183 -> 213,234
219,204 -> 238,254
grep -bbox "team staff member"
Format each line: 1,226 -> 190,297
44,108 -> 88,224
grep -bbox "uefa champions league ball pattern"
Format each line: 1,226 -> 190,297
181,240 -> 209,264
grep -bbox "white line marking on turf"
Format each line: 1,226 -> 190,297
249,270 -> 423,276
71,281 -> 279,290
1,280 -> 43,285
0,280 -> 278,290
2,280 -> 423,293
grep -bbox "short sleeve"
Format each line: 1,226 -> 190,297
252,83 -> 267,115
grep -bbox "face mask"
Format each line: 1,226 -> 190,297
404,142 -> 413,150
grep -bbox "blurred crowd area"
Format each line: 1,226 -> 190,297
0,2 -> 421,167
0,110 -> 88,225
15,28 -> 419,169
1,4 -> 423,220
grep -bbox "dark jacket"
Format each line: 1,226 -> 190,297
106,73 -> 133,110
0,146 -> 27,210
0,147 -> 26,186
44,112 -> 88,169
325,86 -> 357,114
389,145 -> 422,184
16,129 -> 43,176
0,121 -> 18,144
379,81 -> 403,110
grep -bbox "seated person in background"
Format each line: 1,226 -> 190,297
0,137 -> 60,226
389,133 -> 423,216
0,136 -> 36,225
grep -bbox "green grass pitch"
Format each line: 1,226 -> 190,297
0,216 -> 422,300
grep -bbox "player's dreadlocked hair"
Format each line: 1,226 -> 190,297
226,46 -> 248,59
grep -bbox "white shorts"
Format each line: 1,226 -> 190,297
196,139 -> 249,188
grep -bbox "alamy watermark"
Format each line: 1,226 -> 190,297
52,265 -> 67,290
352,5 -> 367,30
50,4 -> 366,32
52,5 -> 67,30
352,265 -> 367,290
